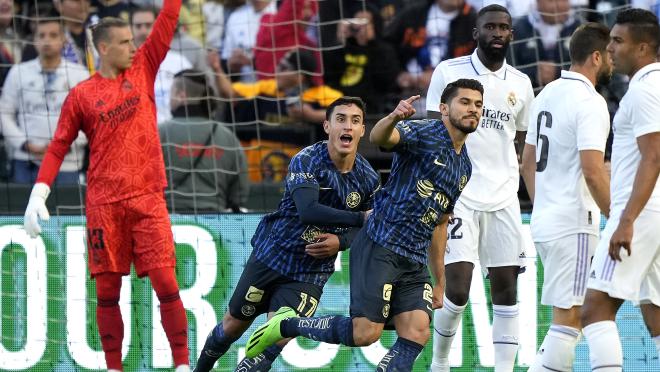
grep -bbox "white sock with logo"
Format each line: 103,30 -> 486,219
431,295 -> 466,372
654,335 -> 660,357
492,304 -> 519,372
583,321 -> 622,372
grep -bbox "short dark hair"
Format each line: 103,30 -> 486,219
172,69 -> 217,116
477,4 -> 511,21
325,96 -> 367,121
615,8 -> 660,53
91,17 -> 130,49
569,22 -> 611,64
440,79 -> 484,104
130,7 -> 157,24
36,16 -> 63,30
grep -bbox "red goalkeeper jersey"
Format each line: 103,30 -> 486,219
36,0 -> 181,205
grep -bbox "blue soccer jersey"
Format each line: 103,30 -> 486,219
367,119 -> 472,264
252,141 -> 380,286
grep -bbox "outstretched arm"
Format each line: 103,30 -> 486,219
292,186 -> 365,227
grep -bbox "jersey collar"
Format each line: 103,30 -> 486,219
469,49 -> 508,80
559,70 -> 596,92
630,62 -> 660,83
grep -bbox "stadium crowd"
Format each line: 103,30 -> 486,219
0,0 -> 658,212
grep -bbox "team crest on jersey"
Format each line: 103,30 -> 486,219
416,179 -> 434,198
459,175 -> 468,191
382,304 -> 390,318
121,79 -> 133,92
301,225 -> 323,243
346,192 -> 361,208
507,92 -> 517,107
241,304 -> 256,317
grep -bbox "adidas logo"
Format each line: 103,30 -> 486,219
95,99 -> 105,108
590,271 -> 596,279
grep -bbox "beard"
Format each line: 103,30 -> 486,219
478,37 -> 511,62
596,66 -> 613,86
449,113 -> 479,134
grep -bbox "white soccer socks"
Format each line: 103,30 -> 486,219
529,324 -> 580,371
654,335 -> 660,356
583,321 -> 622,372
431,295 -> 466,372
492,304 -> 519,372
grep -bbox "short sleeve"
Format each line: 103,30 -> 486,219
516,79 -> 535,131
524,99 -> 538,145
390,120 -> 423,154
576,97 -> 610,152
426,64 -> 447,113
629,83 -> 660,138
286,151 -> 319,190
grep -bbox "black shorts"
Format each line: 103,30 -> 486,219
228,253 -> 323,320
349,228 -> 433,329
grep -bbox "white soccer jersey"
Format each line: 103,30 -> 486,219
610,63 -> 660,213
427,50 -> 535,211
525,70 -> 610,242
0,59 -> 89,172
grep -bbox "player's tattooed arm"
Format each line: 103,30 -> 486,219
429,215 -> 450,309
370,95 -> 419,150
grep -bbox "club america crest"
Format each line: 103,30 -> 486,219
346,191 -> 361,208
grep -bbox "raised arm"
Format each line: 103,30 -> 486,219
370,95 -> 419,150
141,0 -> 182,80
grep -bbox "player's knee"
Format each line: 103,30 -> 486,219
95,272 -> 122,300
445,287 -> 470,306
148,267 -> 180,297
351,320 -> 383,346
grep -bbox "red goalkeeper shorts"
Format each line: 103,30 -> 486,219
86,192 -> 176,277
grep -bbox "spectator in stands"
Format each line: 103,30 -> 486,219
466,0 -> 534,19
131,7 -> 192,123
0,0 -> 21,86
509,0 -> 582,89
254,0 -> 320,83
172,26 -> 210,73
211,48 -> 342,129
0,17 -> 89,184
221,0 -> 275,82
202,0 -> 224,49
324,4 -> 399,113
384,0 -> 477,97
95,0 -> 134,21
160,69 -> 249,213
23,0 -> 97,67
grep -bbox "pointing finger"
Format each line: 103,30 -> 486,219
405,95 -> 421,104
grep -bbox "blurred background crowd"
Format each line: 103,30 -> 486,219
0,0 -> 657,214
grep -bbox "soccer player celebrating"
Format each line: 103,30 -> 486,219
22,1 -> 190,371
581,9 -> 660,371
244,79 -> 482,371
521,23 -> 613,371
425,5 -> 534,371
194,97 -> 380,372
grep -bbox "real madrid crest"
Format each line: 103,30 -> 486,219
346,191 -> 361,208
459,175 -> 468,191
507,92 -> 517,107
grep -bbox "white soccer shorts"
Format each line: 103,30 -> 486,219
536,233 -> 597,309
588,209 -> 660,305
445,200 -> 527,272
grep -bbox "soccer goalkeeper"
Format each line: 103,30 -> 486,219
22,0 -> 190,371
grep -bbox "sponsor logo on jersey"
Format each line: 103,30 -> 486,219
382,283 -> 392,301
98,96 -> 140,127
459,175 -> 468,191
301,225 -> 323,243
420,207 -> 439,226
417,179 -> 434,198
245,286 -> 265,303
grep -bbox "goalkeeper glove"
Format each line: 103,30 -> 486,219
24,183 -> 50,238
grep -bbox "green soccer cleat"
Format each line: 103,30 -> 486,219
245,306 -> 297,358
